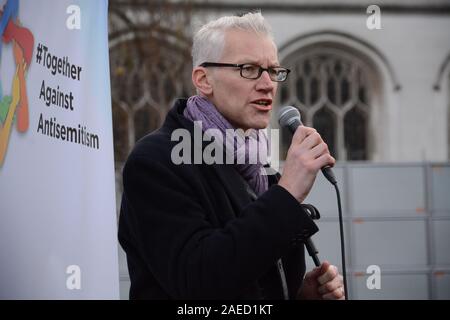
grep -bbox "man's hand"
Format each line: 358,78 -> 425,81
297,261 -> 345,300
278,126 -> 335,203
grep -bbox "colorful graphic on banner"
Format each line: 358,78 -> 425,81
0,0 -> 33,166
0,0 -> 118,299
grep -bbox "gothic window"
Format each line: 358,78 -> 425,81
109,4 -> 195,165
280,47 -> 374,161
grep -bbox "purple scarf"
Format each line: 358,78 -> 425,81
184,95 -> 269,196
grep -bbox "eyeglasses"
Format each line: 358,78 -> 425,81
199,62 -> 291,82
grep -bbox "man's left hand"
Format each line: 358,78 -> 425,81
297,260 -> 345,300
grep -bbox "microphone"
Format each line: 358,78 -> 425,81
279,106 -> 349,299
278,106 -> 337,185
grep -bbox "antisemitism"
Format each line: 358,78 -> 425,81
37,113 -> 100,149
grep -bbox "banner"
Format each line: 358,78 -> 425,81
0,0 -> 119,298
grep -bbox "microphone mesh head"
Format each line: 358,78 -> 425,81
278,106 -> 301,127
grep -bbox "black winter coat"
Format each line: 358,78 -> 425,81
118,99 -> 319,299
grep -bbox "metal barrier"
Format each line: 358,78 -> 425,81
117,162 -> 450,299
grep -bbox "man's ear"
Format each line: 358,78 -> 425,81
192,67 -> 213,96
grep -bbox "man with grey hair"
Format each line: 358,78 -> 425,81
119,11 -> 344,300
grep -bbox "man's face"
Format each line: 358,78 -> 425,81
207,29 -> 279,130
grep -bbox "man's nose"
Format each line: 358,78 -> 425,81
256,70 -> 276,91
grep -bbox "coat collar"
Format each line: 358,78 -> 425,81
163,99 -> 280,213
163,99 -> 255,212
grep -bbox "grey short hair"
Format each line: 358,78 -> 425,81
192,12 -> 274,67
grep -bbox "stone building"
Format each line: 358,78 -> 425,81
110,0 -> 450,299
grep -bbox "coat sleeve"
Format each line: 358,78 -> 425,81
120,154 -> 318,299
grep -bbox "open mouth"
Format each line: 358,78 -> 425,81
251,99 -> 272,110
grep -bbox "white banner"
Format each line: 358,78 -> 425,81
0,0 -> 119,299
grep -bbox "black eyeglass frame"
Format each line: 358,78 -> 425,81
199,62 -> 291,82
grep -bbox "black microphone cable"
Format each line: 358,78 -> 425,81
328,177 -> 348,300
302,196 -> 347,300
